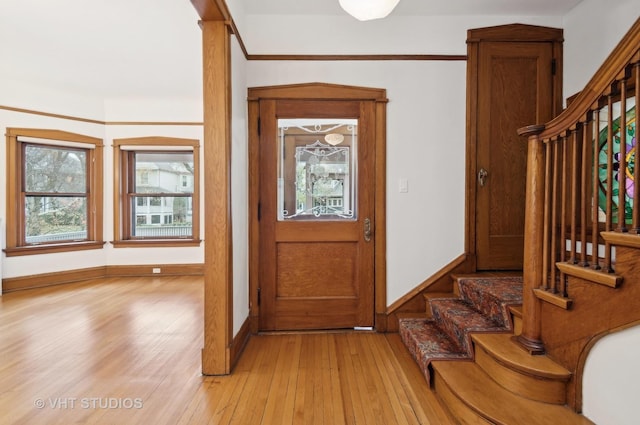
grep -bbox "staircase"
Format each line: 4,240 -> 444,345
398,275 -> 593,424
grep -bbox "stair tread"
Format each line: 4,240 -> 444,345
432,361 -> 593,425
451,272 -> 523,281
472,333 -> 571,380
457,276 -> 523,301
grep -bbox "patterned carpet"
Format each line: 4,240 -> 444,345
399,276 -> 523,384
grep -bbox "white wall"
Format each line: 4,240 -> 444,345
562,0 -> 640,98
583,326 -> 640,425
242,15 -> 562,55
562,1 -> 640,422
231,35 -> 250,335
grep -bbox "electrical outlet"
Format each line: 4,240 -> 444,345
152,268 -> 161,274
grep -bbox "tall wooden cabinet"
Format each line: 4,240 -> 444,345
466,24 -> 564,270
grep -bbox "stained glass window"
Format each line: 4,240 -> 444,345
597,103 -> 636,224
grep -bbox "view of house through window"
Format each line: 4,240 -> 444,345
129,151 -> 194,238
113,137 -> 200,245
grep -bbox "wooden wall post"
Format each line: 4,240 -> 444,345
201,19 -> 233,375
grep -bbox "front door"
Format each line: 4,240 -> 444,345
475,41 -> 556,270
258,98 -> 375,331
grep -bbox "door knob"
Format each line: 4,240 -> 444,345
478,168 -> 488,187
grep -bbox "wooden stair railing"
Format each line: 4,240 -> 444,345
517,17 -> 640,354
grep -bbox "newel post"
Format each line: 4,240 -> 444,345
516,125 -> 546,354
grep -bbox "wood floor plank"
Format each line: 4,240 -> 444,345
228,335 -> 279,424
0,277 -> 448,425
260,334 -> 300,424
291,335 -> 309,425
309,335 -> 323,423
326,334 -> 347,425
280,335 -> 304,424
345,333 -> 381,424
385,333 -> 457,424
334,334 -> 359,425
367,333 -> 415,425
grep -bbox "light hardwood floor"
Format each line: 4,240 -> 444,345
0,276 -> 452,424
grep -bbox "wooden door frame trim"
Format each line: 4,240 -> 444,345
248,83 -> 389,332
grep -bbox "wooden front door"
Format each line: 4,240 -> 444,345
469,25 -> 562,270
257,98 -> 376,331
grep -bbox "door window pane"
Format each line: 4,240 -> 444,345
277,119 -> 357,220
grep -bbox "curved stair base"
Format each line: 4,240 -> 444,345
432,361 -> 593,425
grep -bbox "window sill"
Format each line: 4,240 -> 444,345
110,239 -> 203,248
3,241 -> 106,257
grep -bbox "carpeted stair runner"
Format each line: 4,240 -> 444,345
399,276 -> 523,384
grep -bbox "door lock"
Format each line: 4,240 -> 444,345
364,218 -> 372,242
478,168 -> 488,187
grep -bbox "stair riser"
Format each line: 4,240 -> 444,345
475,344 -> 567,405
458,286 -> 509,327
430,301 -> 504,353
398,325 -> 433,381
398,318 -> 468,384
433,368 -> 493,425
512,314 -> 522,335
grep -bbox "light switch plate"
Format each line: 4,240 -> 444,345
399,178 -> 408,193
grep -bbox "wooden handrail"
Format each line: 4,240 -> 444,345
517,17 -> 640,354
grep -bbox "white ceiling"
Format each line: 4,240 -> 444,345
0,0 -> 584,102
244,0 -> 584,16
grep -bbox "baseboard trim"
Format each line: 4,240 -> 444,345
106,264 -> 204,277
387,253 -> 470,314
2,264 -> 205,293
230,317 -> 252,371
2,266 -> 108,293
384,254 -> 473,332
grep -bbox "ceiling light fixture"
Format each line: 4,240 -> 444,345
338,0 -> 400,21
324,133 -> 345,146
